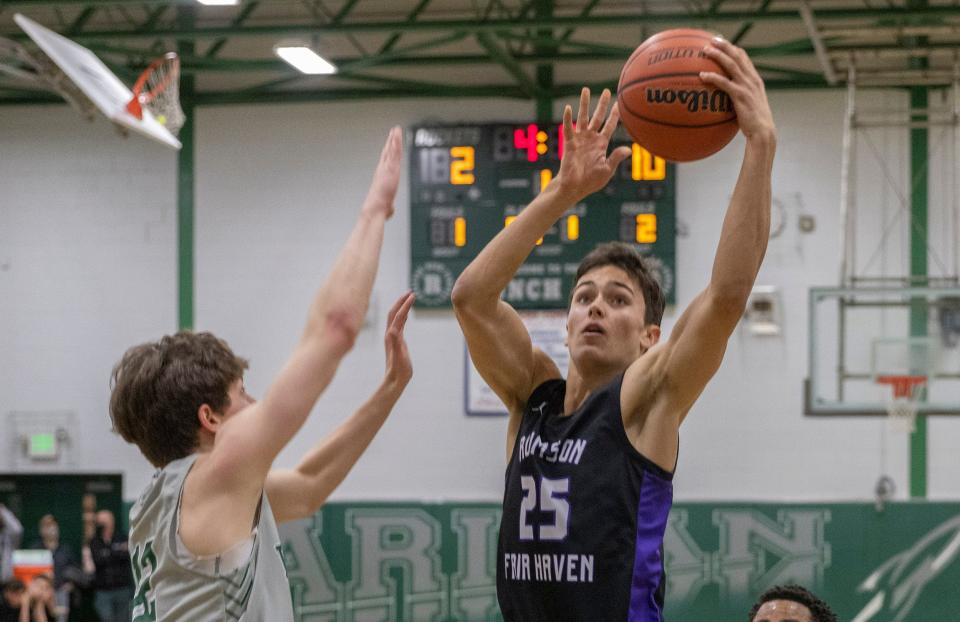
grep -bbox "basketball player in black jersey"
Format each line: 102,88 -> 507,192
451,38 -> 775,621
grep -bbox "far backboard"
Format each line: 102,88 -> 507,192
806,285 -> 960,415
14,13 -> 181,150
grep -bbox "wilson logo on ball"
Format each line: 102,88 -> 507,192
646,47 -> 707,65
617,28 -> 739,161
645,88 -> 733,114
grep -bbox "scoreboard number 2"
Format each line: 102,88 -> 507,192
418,146 -> 476,185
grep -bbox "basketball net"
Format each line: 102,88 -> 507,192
876,375 -> 926,434
126,52 -> 185,136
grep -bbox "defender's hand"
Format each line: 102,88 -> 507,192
363,126 -> 403,219
556,88 -> 632,203
700,38 -> 776,143
383,291 -> 414,391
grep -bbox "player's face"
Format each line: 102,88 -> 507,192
751,600 -> 815,622
567,265 -> 657,374
222,378 -> 256,419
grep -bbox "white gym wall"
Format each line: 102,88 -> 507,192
1,89 -> 958,502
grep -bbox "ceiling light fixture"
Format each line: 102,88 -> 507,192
274,44 -> 337,75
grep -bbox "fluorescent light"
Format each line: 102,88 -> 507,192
275,45 -> 337,75
196,0 -> 239,5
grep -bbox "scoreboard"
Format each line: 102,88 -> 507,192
409,123 -> 676,309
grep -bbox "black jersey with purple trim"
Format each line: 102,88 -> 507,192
496,373 -> 674,622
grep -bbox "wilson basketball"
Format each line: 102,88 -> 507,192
617,28 -> 738,162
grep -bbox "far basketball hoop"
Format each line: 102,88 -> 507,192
13,13 -> 182,150
876,374 -> 926,433
127,52 -> 185,137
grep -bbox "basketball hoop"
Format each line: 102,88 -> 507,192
876,375 -> 926,433
126,52 -> 184,136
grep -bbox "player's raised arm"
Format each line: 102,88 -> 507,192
625,38 -> 776,428
206,127 -> 403,490
265,292 -> 414,523
452,89 -> 631,433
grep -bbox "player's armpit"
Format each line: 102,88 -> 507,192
454,298 -> 561,458
264,469 -> 315,524
455,297 -> 560,414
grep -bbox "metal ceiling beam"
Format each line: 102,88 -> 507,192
821,25 -> 960,38
558,0 -> 603,44
90,40 -> 828,75
831,43 -> 960,59
730,0 -> 773,44
494,31 -> 630,56
191,83 -> 532,105
378,0 -> 431,54
31,8 -> 960,42
66,6 -> 96,34
799,0 -> 838,85
331,0 -> 360,24
533,0 -> 555,123
87,31 -> 474,72
228,69 -> 465,98
13,75 -> 939,107
137,5 -> 168,32
329,70 -> 482,93
476,31 -> 542,98
335,31 -> 468,73
708,0 -> 727,14
4,0 -> 193,4
205,0 -> 257,58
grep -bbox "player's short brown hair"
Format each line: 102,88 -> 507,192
574,242 -> 665,326
109,331 -> 248,468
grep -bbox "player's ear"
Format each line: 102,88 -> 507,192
640,324 -> 661,351
197,404 -> 223,433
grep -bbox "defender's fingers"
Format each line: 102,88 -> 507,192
576,87 -> 590,130
386,291 -> 408,328
601,101 -> 621,140
589,89 -> 612,132
607,146 -> 632,171
563,104 -> 574,140
392,292 -> 415,334
381,126 -> 401,160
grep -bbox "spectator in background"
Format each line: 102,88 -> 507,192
32,516 -> 84,621
34,517 -> 77,593
0,580 -> 25,622
17,575 -> 57,622
88,511 -> 131,622
0,505 -> 24,582
80,496 -> 96,549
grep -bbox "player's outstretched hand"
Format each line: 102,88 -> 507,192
383,291 -> 414,393
556,87 -> 632,203
363,126 -> 403,219
700,38 -> 776,143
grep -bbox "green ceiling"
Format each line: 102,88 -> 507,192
1,0 -> 958,107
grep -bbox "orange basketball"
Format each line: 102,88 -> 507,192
617,28 -> 738,162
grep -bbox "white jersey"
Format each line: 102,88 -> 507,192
129,455 -> 295,622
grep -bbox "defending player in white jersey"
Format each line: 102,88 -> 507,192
110,128 -> 412,621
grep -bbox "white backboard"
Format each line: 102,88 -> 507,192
14,13 -> 181,150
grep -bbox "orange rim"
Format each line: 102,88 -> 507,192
126,52 -> 179,119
